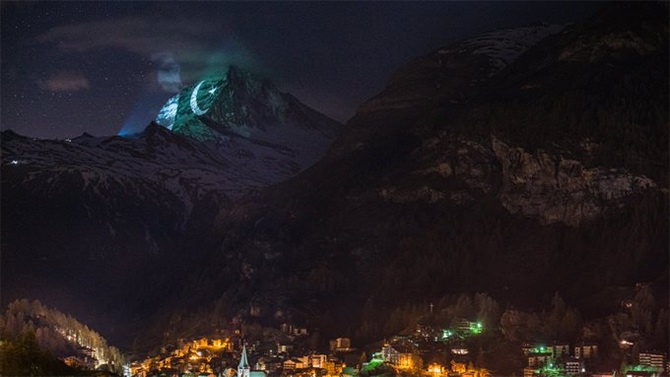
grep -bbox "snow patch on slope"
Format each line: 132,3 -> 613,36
444,23 -> 564,76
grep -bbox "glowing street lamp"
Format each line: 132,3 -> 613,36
469,322 -> 483,334
428,363 -> 443,376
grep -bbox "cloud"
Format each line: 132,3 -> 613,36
33,15 -> 265,85
152,52 -> 183,93
37,71 -> 90,92
34,16 -> 218,55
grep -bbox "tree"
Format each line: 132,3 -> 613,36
558,308 -> 582,342
447,294 -> 475,320
19,330 -> 45,375
310,330 -> 321,351
652,308 -> 669,349
0,299 -> 124,375
474,293 -> 500,333
500,309 -> 541,342
0,329 -> 61,376
358,352 -> 368,368
548,293 -> 567,339
475,347 -> 485,368
634,284 -> 656,312
0,338 -> 20,375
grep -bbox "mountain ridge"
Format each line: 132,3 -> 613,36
146,1 -> 668,352
1,68 -> 342,348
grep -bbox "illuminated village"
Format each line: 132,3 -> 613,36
128,317 -> 668,377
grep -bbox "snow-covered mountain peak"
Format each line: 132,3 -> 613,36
2,67 -> 341,240
446,23 -> 564,75
155,66 -> 339,147
354,22 -> 565,119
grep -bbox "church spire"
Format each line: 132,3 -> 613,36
238,343 -> 250,377
239,344 -> 249,368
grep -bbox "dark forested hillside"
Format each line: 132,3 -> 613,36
0,299 -> 124,374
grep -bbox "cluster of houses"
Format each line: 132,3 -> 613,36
127,330 -> 359,377
63,346 -> 98,370
127,317 -> 668,377
369,321 -> 489,377
522,342 -> 668,377
129,338 -> 235,377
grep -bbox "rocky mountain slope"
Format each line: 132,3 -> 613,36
143,2 -> 668,351
0,68 -> 340,347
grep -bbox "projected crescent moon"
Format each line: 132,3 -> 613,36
190,81 -> 209,116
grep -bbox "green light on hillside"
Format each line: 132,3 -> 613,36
628,364 -> 659,373
469,322 -> 483,334
362,357 -> 384,373
536,363 -> 565,377
529,345 -> 548,353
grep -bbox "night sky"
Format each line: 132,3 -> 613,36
1,1 -> 603,140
